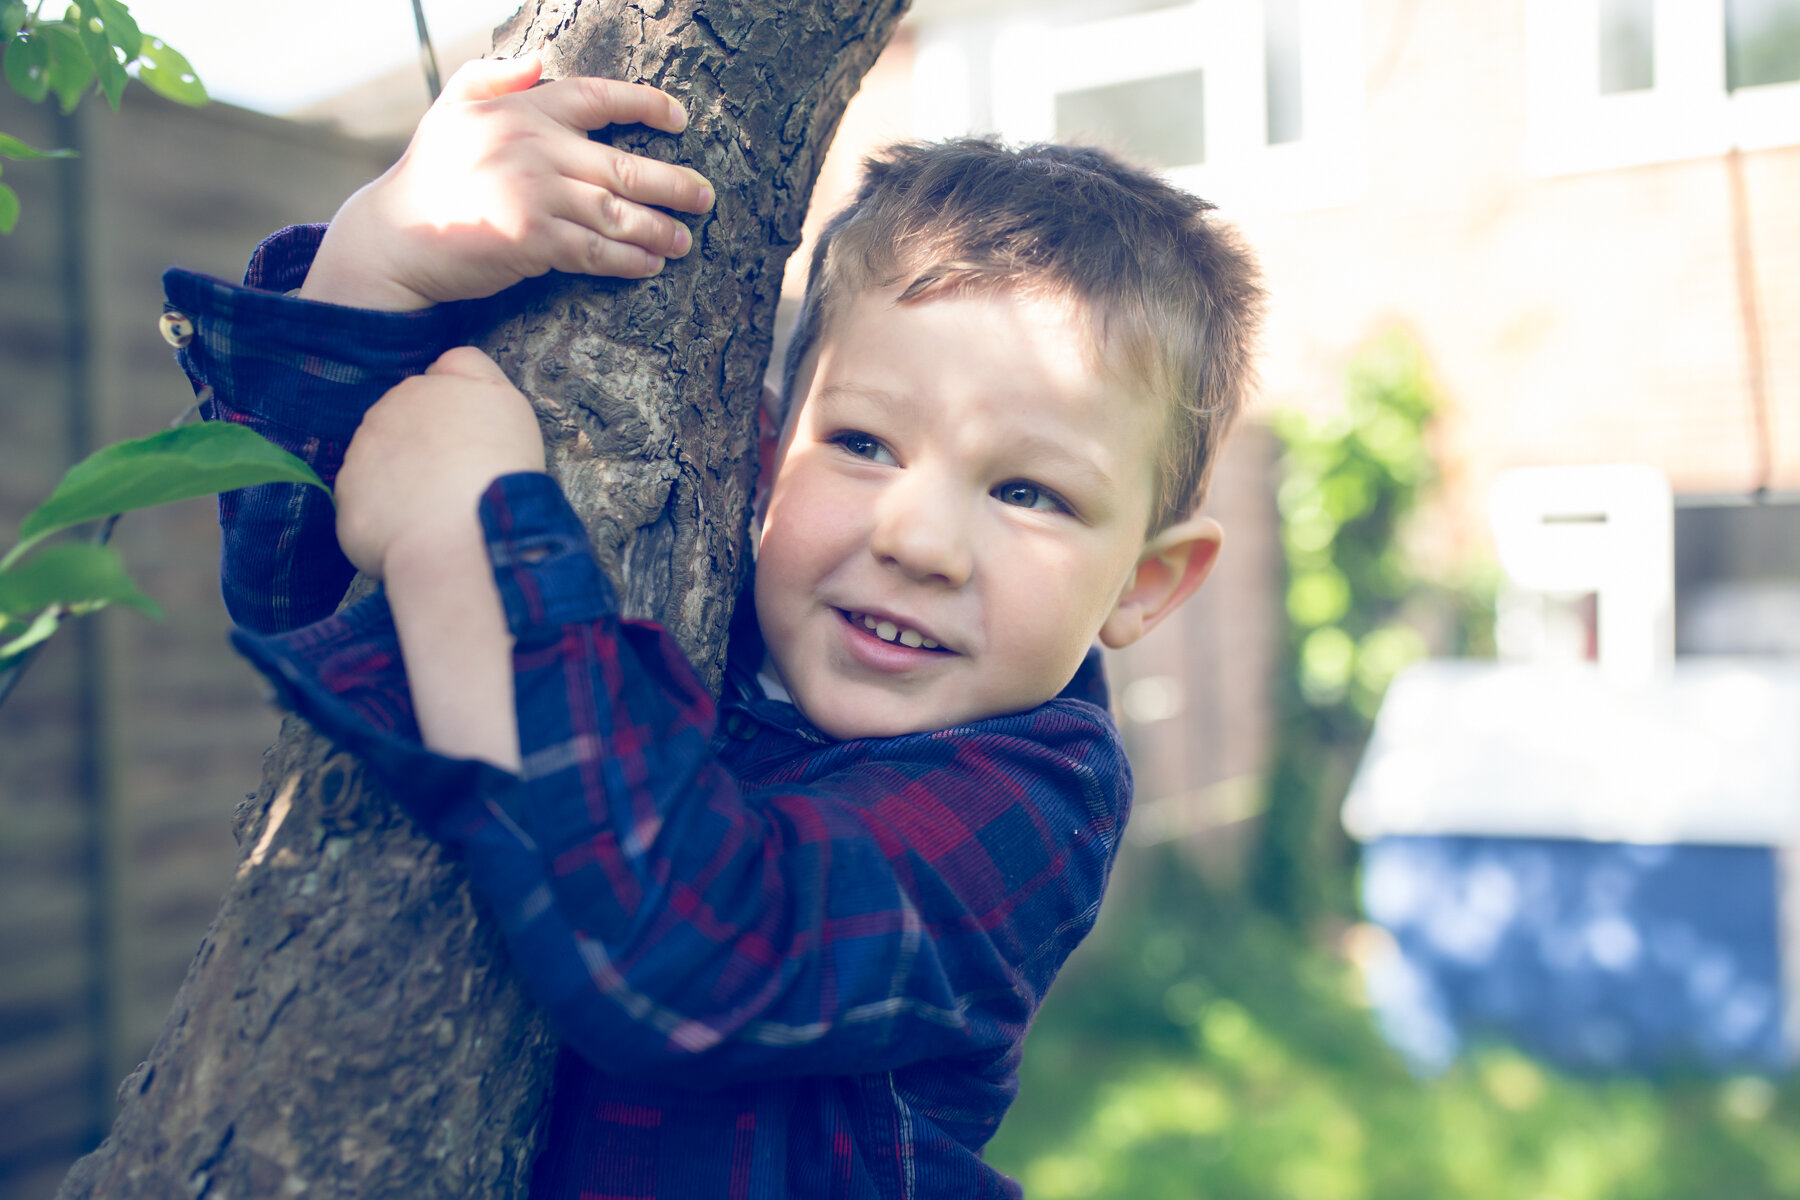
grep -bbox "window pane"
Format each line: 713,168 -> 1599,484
1265,0 -> 1304,145
1599,0 -> 1655,94
1674,500 -> 1800,655
1055,70 -> 1206,168
1726,0 -> 1800,90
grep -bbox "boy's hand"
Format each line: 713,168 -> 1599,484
336,347 -> 546,581
300,54 -> 714,312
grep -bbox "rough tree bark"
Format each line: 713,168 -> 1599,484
57,1 -> 908,1194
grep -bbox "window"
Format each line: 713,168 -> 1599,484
914,0 -> 1365,213
1527,0 -> 1800,176
1264,0 -> 1305,144
1055,69 -> 1208,168
1599,0 -> 1655,94
1674,496 -> 1800,656
1726,0 -> 1800,90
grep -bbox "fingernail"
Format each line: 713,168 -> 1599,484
646,255 -> 665,275
674,226 -> 692,255
685,168 -> 715,210
670,99 -> 689,132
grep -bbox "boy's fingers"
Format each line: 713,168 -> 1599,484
438,53 -> 543,103
545,218 -> 667,280
558,140 -> 714,215
529,75 -> 689,138
559,180 -> 693,259
425,346 -> 511,382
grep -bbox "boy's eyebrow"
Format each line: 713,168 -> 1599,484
814,381 -> 901,411
1006,435 -> 1117,495
815,383 -> 1120,495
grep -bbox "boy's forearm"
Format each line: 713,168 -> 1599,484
383,523 -> 522,773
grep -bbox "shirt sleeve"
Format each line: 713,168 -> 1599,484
232,471 -> 1131,1090
161,225 -> 463,633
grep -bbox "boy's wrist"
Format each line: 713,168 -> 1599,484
382,513 -> 491,592
298,205 -> 436,313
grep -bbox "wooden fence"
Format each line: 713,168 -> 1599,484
0,85 -> 398,1200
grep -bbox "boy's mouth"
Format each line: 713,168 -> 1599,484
839,609 -> 947,652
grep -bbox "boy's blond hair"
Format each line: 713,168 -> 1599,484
782,137 -> 1264,532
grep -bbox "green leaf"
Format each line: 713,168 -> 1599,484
2,1 -> 27,42
0,606 -> 63,660
40,22 -> 91,112
8,423 -> 329,566
70,5 -> 124,109
0,182 -> 17,235
134,36 -> 204,105
87,0 -> 139,62
0,542 -> 161,620
0,130 -> 75,160
3,29 -> 49,103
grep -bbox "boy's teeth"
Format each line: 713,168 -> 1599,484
852,611 -> 936,649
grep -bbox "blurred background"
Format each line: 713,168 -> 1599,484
2,0 -> 1797,1195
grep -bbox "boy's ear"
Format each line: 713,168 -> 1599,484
1098,515 -> 1224,650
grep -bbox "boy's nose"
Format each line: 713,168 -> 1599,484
868,482 -> 974,587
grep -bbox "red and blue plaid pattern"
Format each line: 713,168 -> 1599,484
164,231 -> 1132,1198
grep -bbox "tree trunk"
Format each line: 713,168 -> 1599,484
57,1 -> 907,1195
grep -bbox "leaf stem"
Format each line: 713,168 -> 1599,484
0,606 -> 62,706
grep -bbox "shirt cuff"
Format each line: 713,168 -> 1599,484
479,472 -> 618,633
161,225 -> 462,443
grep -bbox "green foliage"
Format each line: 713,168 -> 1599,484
1249,332 -> 1494,925
133,34 -> 202,105
0,541 -> 160,622
988,851 -> 1800,1199
0,423 -> 329,673
0,0 -> 207,233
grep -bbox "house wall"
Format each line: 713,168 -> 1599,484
1233,0 -> 1798,538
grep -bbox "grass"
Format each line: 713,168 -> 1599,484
985,848 -> 1800,1199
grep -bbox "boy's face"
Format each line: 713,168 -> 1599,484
754,284 -> 1212,741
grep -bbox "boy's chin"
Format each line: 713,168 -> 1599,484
791,685 -> 1040,742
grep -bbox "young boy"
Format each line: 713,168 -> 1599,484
162,55 -> 1260,1198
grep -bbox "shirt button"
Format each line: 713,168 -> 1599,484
159,311 -> 195,348
724,711 -> 758,741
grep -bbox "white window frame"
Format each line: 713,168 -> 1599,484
1526,0 -> 1800,176
912,0 -> 1366,214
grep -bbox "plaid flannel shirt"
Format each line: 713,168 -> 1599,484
162,226 -> 1132,1199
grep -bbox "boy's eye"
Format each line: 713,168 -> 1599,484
832,431 -> 895,465
995,481 -> 1064,512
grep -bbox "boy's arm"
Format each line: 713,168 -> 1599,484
165,55 -> 711,635
334,347 -> 544,771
